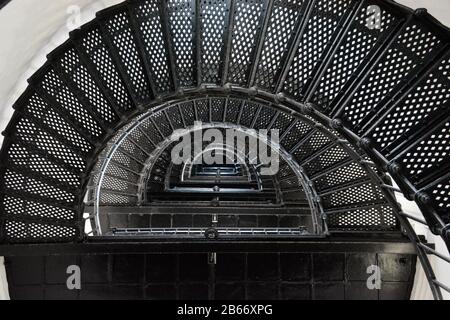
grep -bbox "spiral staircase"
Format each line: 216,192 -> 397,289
0,0 -> 449,299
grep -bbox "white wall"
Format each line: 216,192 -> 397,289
395,3 -> 450,296
396,192 -> 450,300
0,0 -> 448,300
398,0 -> 450,26
0,258 -> 9,300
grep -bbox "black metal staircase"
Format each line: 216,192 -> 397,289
0,0 -> 449,299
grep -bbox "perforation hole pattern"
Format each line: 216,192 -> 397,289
227,0 -> 264,85
133,0 -> 172,93
80,27 -> 133,111
180,101 -> 197,126
168,0 -> 195,87
239,102 -> 259,127
1,0 -> 449,241
119,139 -> 148,164
4,170 -> 75,205
4,220 -> 77,241
256,0 -> 304,90
101,175 -> 138,194
100,193 -> 136,205
195,99 -> 210,122
23,92 -> 92,154
314,162 -> 367,192
344,23 -> 441,129
400,121 -> 450,182
128,127 -> 155,155
211,98 -> 226,122
7,144 -> 80,188
2,195 -> 76,221
14,118 -> 86,171
166,105 -> 185,129
371,56 -> 450,149
327,206 -> 397,230
153,111 -> 174,137
58,48 -> 117,124
322,183 -> 385,209
303,145 -> 348,176
253,106 -> 276,129
283,0 -> 352,98
224,99 -> 242,123
292,131 -> 330,162
429,179 -> 450,215
140,118 -> 164,145
312,3 -> 396,110
104,10 -> 152,101
110,151 -> 143,174
271,112 -> 294,136
280,120 -> 311,151
40,69 -> 102,137
200,0 -> 228,83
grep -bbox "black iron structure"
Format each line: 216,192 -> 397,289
0,0 -> 449,299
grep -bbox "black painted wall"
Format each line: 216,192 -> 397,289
5,252 -> 416,300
